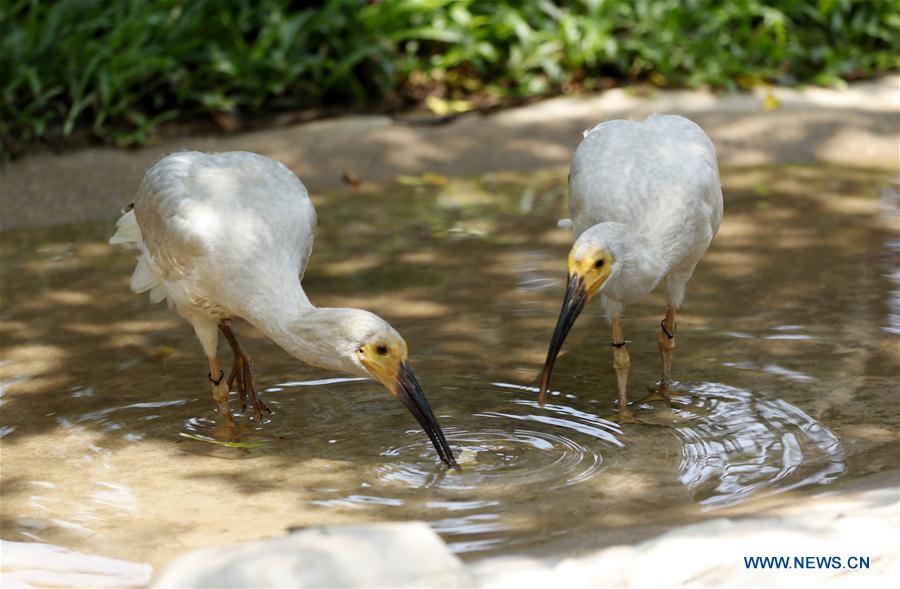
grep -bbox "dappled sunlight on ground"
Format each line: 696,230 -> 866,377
1,166 -> 897,569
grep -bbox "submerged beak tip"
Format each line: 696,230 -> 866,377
537,273 -> 588,410
394,363 -> 456,468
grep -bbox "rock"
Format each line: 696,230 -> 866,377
152,522 -> 474,588
0,540 -> 152,588
473,484 -> 899,588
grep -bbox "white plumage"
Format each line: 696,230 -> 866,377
539,115 -> 723,422
570,115 -> 722,314
112,152 -> 316,331
110,151 -> 457,467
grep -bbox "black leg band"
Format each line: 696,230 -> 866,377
208,370 -> 224,385
611,340 -> 629,348
661,318 -> 676,339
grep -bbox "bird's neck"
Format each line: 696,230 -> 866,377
242,282 -> 307,344
602,225 -> 669,303
242,284 -> 362,376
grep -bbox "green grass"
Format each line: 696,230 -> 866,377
2,0 -> 898,151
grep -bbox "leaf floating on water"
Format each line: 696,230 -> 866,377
456,447 -> 479,466
763,92 -> 782,111
736,73 -> 766,90
151,345 -> 175,367
395,174 -> 426,186
342,169 -> 361,186
395,173 -> 449,187
421,172 -> 449,186
178,432 -> 267,448
425,96 -> 473,116
752,183 -> 771,198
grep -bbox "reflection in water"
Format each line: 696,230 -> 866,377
674,383 -> 845,508
1,166 -> 897,566
312,495 -> 405,508
724,361 -> 816,382
286,377 -> 844,552
883,181 -> 900,335
271,377 -> 368,388
56,400 -> 191,439
296,380 -> 624,553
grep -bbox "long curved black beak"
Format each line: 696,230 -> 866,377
395,362 -> 459,469
538,273 -> 588,406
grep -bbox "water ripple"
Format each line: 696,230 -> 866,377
673,382 -> 845,508
376,387 -> 622,492
195,377 -> 847,553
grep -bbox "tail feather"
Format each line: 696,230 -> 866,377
109,209 -> 142,248
129,255 -> 158,294
110,207 -> 167,303
149,282 -> 167,304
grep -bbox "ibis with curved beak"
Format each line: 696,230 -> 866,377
111,151 -> 458,468
539,115 -> 723,423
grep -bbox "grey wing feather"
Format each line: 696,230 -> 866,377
569,115 -> 722,243
134,155 -> 203,282
133,151 -> 318,313
297,195 -> 316,281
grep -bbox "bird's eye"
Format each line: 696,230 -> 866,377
594,259 -> 605,269
376,344 -> 389,355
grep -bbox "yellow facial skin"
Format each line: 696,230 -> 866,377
357,336 -> 458,468
538,248 -> 616,406
357,339 -> 409,395
567,249 -> 615,299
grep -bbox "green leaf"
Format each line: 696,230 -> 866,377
178,432 -> 268,448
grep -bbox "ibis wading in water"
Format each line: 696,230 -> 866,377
111,151 -> 458,467
538,115 -> 723,422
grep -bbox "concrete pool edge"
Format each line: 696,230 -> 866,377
156,468 -> 900,587
3,469 -> 894,587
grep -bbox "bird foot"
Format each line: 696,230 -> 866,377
210,375 -> 236,428
638,383 -> 672,405
213,416 -> 255,441
616,407 -> 645,425
227,353 -> 271,422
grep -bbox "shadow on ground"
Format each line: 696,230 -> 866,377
0,166 -> 898,568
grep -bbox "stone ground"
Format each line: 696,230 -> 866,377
4,473 -> 895,587
471,470 -> 899,588
1,76 -> 897,229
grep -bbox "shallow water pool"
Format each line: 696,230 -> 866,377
1,166 -> 897,568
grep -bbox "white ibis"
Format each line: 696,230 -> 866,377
538,115 -> 723,423
110,151 -> 457,467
